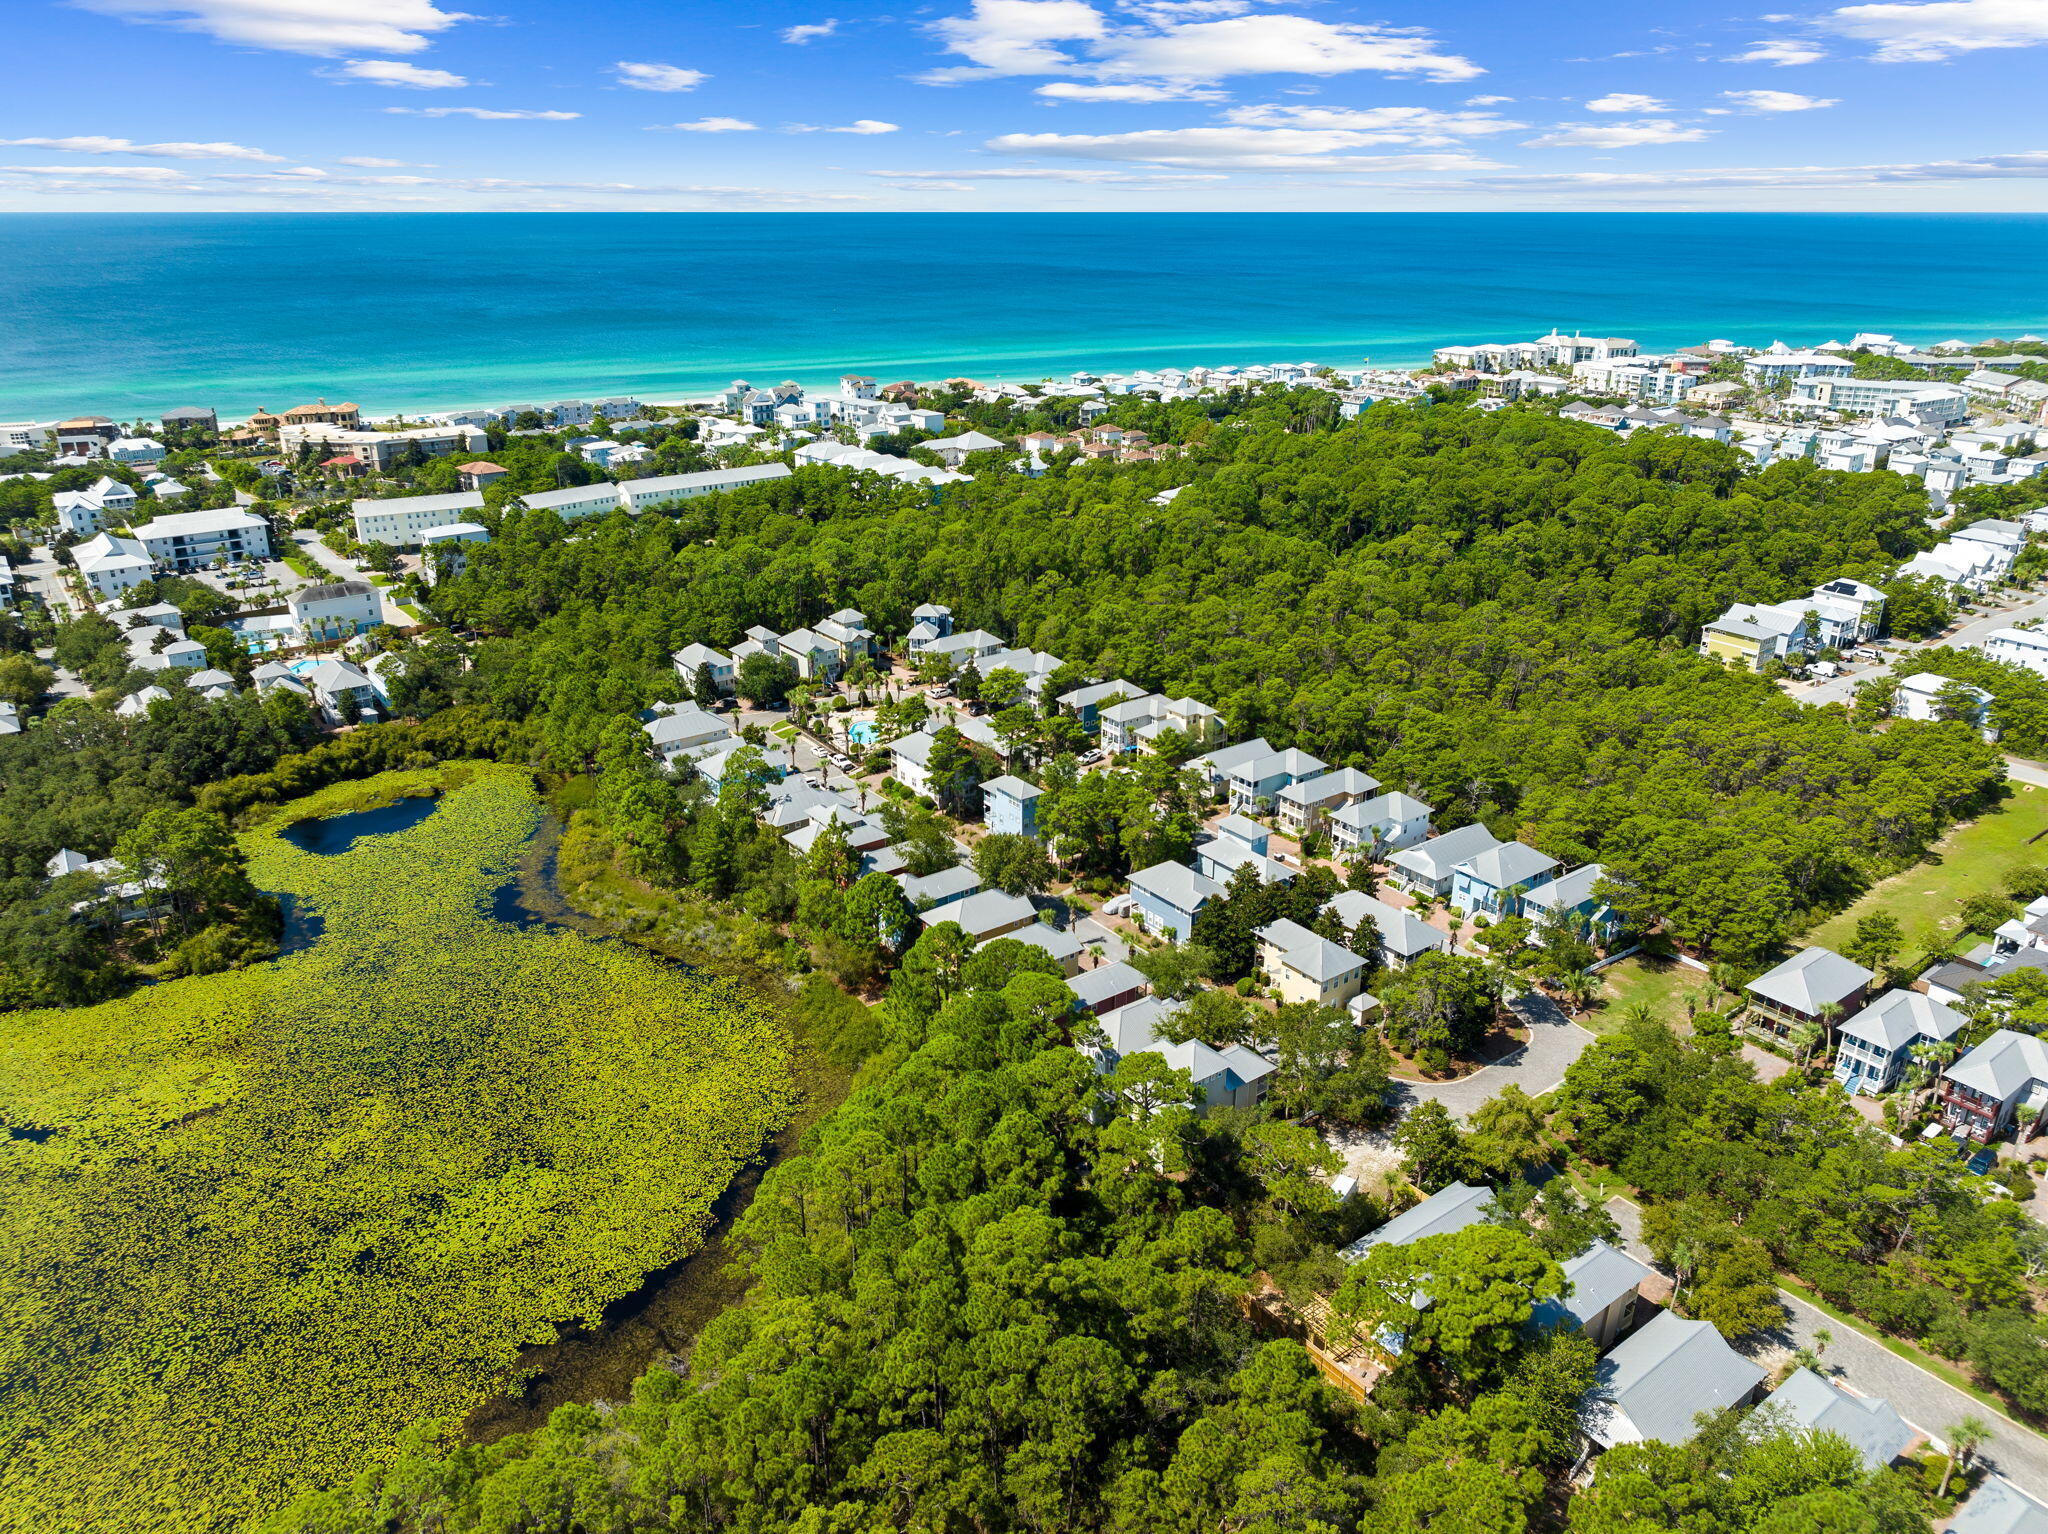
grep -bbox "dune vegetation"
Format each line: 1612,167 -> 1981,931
0,765 -> 796,1534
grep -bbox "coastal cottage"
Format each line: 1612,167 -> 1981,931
1742,946 -> 1874,1037
287,580 -> 382,643
1225,746 -> 1329,814
642,702 -> 733,767
1322,890 -> 1448,970
1938,1029 -> 2048,1143
1450,841 -> 1559,920
1275,767 -> 1382,837
1128,860 -> 1224,943
981,775 -> 1043,839
1339,1181 -> 1495,1260
1386,823 -> 1500,901
1255,918 -> 1368,1010
1581,1311 -> 1766,1449
1756,1370 -> 1916,1472
1528,1241 -> 1655,1353
1834,989 -> 1967,1095
672,642 -> 736,694
1329,791 -> 1434,856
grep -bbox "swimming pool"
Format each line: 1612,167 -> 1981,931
848,720 -> 878,746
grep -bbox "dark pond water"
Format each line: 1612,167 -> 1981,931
277,793 -> 442,855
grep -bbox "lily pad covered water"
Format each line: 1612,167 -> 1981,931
0,766 -> 796,1534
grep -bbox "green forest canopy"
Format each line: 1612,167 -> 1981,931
430,401 -> 2000,963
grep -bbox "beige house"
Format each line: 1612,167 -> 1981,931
1256,918 -> 1368,1009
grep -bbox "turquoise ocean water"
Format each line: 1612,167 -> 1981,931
1,212 -> 2045,419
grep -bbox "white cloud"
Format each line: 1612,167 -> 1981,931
334,155 -> 428,166
1120,0 -> 1252,18
1336,149 -> 2048,198
923,1 -> 1480,84
384,106 -> 580,119
1721,88 -> 1838,111
613,62 -> 707,92
782,18 -> 839,43
873,164 -> 1222,181
0,135 -> 283,160
787,119 -> 901,134
1465,94 -> 1513,105
72,0 -> 471,56
929,0 -> 1107,77
1820,0 -> 2048,61
1221,104 -> 1526,142
1101,15 -> 1481,82
337,59 -> 467,87
1726,38 -> 1827,64
1584,93 -> 1669,113
657,117 -> 759,132
1522,119 -> 1713,148
1,164 -> 189,179
987,126 -> 1499,170
1035,80 -> 1223,100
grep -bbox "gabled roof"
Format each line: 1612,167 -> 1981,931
1340,1181 -> 1494,1260
1585,1310 -> 1766,1447
1839,988 -> 1966,1052
1255,918 -> 1364,983
1760,1368 -> 1915,1471
1191,737 -> 1274,778
940,888 -> 1037,936
1322,889 -> 1447,961
1390,822 -> 1501,882
1946,1028 -> 2048,1101
897,864 -> 981,907
1524,863 -> 1606,916
1455,840 -> 1558,891
1744,946 -> 1873,1014
1951,1479 -> 2048,1534
987,923 -> 1082,965
1531,1240 -> 1654,1334
1129,860 -> 1224,912
1066,961 -> 1148,1011
1334,791 -> 1434,829
981,773 -> 1043,802
1278,766 -> 1382,805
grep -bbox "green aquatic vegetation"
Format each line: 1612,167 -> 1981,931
0,766 -> 796,1534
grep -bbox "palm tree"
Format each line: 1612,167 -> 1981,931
1940,1415 -> 1992,1499
1789,1021 -> 1822,1070
1815,1000 -> 1845,1063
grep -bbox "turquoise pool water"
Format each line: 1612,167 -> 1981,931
848,721 -> 878,746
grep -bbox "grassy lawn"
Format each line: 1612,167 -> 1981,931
1805,783 -> 2048,960
1589,940 -> 1739,1033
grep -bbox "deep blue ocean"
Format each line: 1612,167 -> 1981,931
2,212 -> 2045,419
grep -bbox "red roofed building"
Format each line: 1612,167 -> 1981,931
458,461 -> 509,491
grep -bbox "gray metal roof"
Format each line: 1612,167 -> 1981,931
1339,1182 -> 1494,1261
987,923 -> 1082,963
1945,1029 -> 2048,1102
897,864 -> 980,906
1456,840 -> 1558,891
938,888 -> 1037,937
1839,989 -> 1966,1052
1744,947 -> 1873,1014
1279,766 -> 1382,805
1066,961 -> 1147,1010
1129,860 -> 1224,912
1530,1240 -> 1654,1333
1257,919 -> 1365,984
1322,890 -> 1448,960
1585,1311 -> 1765,1447
981,774 -> 1043,802
1390,822 -> 1501,882
1760,1368 -> 1915,1472
1524,863 -> 1606,915
1952,1479 -> 2048,1534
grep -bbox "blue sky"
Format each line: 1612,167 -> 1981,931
3,0 -> 2046,211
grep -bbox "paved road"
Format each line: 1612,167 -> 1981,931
1604,1196 -> 2048,1498
291,531 -> 413,626
2005,756 -> 2048,790
1789,584 -> 2048,709
1390,990 -> 1593,1122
